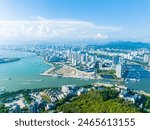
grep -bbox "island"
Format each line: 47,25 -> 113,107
0,58 -> 21,64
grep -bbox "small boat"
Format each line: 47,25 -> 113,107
129,78 -> 137,82
137,79 -> 140,82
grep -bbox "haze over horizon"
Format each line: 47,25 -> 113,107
0,0 -> 150,44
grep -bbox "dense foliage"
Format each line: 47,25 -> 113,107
0,104 -> 9,113
57,89 -> 141,113
97,69 -> 117,79
144,96 -> 150,109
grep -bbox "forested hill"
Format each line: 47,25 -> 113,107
57,89 -> 142,113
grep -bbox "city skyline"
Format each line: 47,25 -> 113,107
0,43 -> 150,113
0,0 -> 150,43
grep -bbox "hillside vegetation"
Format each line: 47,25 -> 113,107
57,89 -> 141,113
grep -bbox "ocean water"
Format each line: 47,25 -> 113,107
0,50 -> 98,91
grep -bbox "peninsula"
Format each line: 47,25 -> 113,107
0,58 -> 21,64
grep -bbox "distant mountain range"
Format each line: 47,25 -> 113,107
1,40 -> 150,50
88,41 -> 150,50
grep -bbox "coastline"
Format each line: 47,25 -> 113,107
41,63 -> 95,79
41,67 -> 55,76
136,90 -> 150,97
39,56 -> 56,76
0,58 -> 21,64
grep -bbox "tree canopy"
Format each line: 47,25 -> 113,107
57,89 -> 141,113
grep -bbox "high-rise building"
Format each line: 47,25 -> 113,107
80,54 -> 85,64
77,53 -> 81,63
116,64 -> 122,78
116,63 -> 126,78
85,53 -> 89,63
113,56 -> 120,66
72,59 -> 77,66
127,53 -> 133,60
90,55 -> 96,63
68,52 -> 72,60
144,54 -> 149,63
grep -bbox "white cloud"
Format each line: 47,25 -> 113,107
95,33 -> 108,39
0,18 -> 122,41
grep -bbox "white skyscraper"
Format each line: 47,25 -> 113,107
144,54 -> 149,63
80,54 -> 85,64
116,64 -> 122,78
72,59 -> 77,66
116,63 -> 126,78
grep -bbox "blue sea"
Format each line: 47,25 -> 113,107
0,50 -> 98,91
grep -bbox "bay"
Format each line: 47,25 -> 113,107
0,50 -> 99,91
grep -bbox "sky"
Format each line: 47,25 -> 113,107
0,0 -> 150,43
